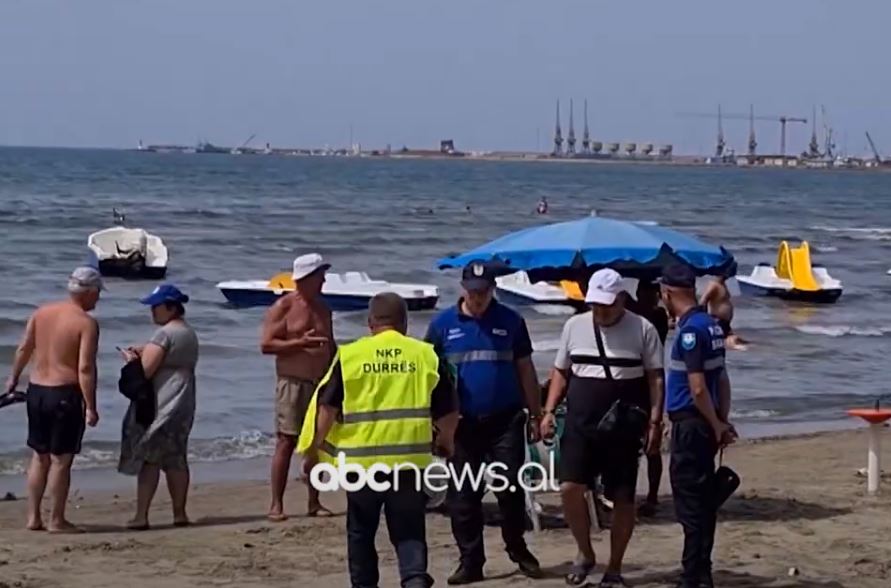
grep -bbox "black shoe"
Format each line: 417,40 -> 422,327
509,547 -> 543,579
699,570 -> 715,588
447,565 -> 484,585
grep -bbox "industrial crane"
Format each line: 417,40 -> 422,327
865,132 -> 883,164
680,109 -> 808,166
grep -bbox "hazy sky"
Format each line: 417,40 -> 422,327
1,0 -> 889,155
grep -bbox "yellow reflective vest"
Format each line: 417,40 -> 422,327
298,329 -> 440,469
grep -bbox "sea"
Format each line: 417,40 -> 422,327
0,147 -> 889,481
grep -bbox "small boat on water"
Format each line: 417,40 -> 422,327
495,271 -> 583,307
737,241 -> 842,303
216,272 -> 439,311
87,214 -> 168,279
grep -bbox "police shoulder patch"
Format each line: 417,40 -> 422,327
681,332 -> 697,351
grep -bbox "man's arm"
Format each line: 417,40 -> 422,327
641,321 -> 665,424
680,327 -> 730,443
309,357 -> 344,452
543,368 -> 568,414
431,357 -> 459,457
698,281 -> 716,308
423,320 -> 443,354
516,357 -> 542,417
6,315 -> 36,392
513,318 -> 541,417
717,369 -> 731,422
79,319 -> 99,424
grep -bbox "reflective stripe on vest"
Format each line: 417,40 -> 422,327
668,357 -> 725,372
445,349 -> 514,364
319,330 -> 439,469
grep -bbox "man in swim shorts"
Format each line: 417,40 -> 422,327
5,266 -> 102,533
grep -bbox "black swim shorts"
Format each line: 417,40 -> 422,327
26,383 -> 86,455
559,423 -> 641,503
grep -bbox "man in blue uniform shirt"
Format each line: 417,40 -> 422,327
660,264 -> 737,588
425,261 -> 543,585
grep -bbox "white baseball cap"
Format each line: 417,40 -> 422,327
292,253 -> 331,281
585,269 -> 624,305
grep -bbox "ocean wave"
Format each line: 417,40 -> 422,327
0,429 -> 274,476
813,245 -> 838,253
795,325 -> 891,338
811,226 -> 891,241
730,408 -> 780,419
811,225 -> 891,234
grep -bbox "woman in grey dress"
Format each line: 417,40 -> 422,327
118,284 -> 198,530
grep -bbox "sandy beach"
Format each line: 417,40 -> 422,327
0,428 -> 888,587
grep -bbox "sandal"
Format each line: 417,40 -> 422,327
566,559 -> 596,586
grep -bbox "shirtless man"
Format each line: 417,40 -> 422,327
700,272 -> 746,350
261,253 -> 335,520
4,267 -> 102,533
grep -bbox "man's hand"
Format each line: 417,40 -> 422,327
646,422 -> 663,456
539,412 -> 556,441
86,408 -> 99,428
713,421 -> 737,447
297,329 -> 330,349
302,448 -> 320,477
434,435 -> 455,459
4,375 -> 18,395
527,415 -> 542,443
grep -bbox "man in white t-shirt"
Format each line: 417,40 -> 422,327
541,269 -> 665,588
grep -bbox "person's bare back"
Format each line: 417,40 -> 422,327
29,301 -> 97,387
701,279 -> 733,322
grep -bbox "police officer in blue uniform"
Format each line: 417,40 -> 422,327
659,265 -> 737,588
425,261 -> 543,585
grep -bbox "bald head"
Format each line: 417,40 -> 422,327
368,292 -> 408,334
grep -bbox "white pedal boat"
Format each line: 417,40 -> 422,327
736,241 -> 842,303
87,226 -> 168,279
217,271 -> 439,311
495,272 -> 584,307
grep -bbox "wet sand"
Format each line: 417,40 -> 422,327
0,428 -> 889,588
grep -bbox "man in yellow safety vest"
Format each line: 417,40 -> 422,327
301,292 -> 459,588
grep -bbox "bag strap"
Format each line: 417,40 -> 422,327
592,321 -> 614,381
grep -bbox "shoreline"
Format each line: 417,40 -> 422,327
0,417 -> 869,496
0,427 -> 889,587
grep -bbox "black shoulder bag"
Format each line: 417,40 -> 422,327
592,321 -> 649,441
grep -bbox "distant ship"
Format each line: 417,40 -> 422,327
196,141 -> 229,154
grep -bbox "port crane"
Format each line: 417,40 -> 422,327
680,108 -> 808,166
865,132 -> 883,164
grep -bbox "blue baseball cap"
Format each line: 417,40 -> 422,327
461,261 -> 510,291
140,284 -> 190,306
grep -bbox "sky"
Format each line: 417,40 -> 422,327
1,0 -> 889,155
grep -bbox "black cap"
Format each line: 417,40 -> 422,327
461,261 -> 503,291
660,264 -> 696,289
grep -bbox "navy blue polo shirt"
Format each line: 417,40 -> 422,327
666,306 -> 726,413
425,300 -> 533,417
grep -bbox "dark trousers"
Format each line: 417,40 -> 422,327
669,414 -> 719,587
447,409 -> 528,569
347,473 -> 432,588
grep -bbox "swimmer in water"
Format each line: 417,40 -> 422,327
537,197 -> 548,215
700,271 -> 748,350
